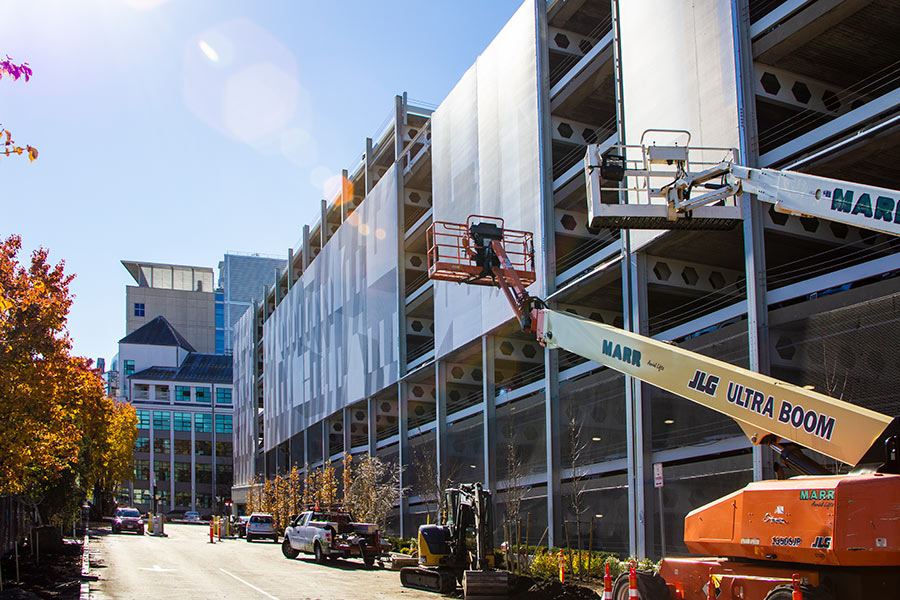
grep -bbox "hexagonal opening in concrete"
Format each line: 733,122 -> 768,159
380,401 -> 392,413
410,320 -> 423,332
799,216 -> 819,233
449,389 -> 461,402
412,385 -> 424,398
590,311 -> 605,323
408,191 -> 421,204
768,205 -> 790,226
410,255 -> 423,268
653,261 -> 672,281
451,366 -> 465,379
859,230 -> 877,246
560,213 -> 577,231
578,39 -> 593,54
775,336 -> 796,360
333,422 -> 342,432
582,128 -> 597,144
792,81 -> 811,104
522,344 -> 538,359
472,368 -> 483,381
414,405 -> 427,417
407,128 -> 419,139
557,122 -> 574,139
681,266 -> 699,286
499,341 -> 515,356
553,32 -> 570,49
355,410 -> 366,421
708,271 -> 726,290
760,72 -> 781,95
829,221 -> 849,239
822,90 -> 841,112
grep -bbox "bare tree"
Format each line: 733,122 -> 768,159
502,416 -> 528,572
410,433 -> 458,526
345,453 -> 406,532
566,406 -> 589,578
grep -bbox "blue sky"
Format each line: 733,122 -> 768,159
1,0 -> 523,365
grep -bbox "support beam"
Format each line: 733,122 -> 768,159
550,116 -> 605,145
435,362 -> 449,493
365,137 -> 375,195
367,397 -> 377,458
554,209 -> 594,238
548,27 -> 596,58
302,225 -> 311,270
398,381 -> 410,537
754,63 -> 861,116
320,199 -> 328,248
644,256 -> 743,294
482,336 -> 497,497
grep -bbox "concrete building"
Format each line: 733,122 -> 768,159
217,253 -> 287,354
120,316 -> 234,514
232,0 -> 900,558
123,260 -> 216,354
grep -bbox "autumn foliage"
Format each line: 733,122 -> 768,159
1,55 -> 38,163
0,235 -> 135,523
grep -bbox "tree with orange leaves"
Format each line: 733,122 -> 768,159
0,235 -> 134,524
0,56 -> 38,163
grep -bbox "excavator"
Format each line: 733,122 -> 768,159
421,133 -> 900,599
399,483 -> 507,597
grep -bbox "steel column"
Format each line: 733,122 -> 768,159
482,336 -> 497,495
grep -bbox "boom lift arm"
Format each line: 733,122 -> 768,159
426,217 -> 897,470
585,135 -> 900,237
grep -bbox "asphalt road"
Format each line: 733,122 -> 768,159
84,523 -> 437,600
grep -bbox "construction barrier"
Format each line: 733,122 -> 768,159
792,574 -> 803,600
629,562 -> 638,599
603,562 -> 612,600
208,521 -> 215,544
558,551 -> 565,583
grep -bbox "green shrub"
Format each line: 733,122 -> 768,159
527,548 -> 659,581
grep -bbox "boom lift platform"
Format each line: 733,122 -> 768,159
586,129 -> 900,236
426,204 -> 900,597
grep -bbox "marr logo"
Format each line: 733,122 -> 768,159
601,340 -> 641,367
829,187 -> 900,224
800,489 -> 834,501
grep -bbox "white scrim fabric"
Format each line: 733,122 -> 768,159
431,0 -> 543,358
232,307 -> 255,486
260,165 -> 400,452
540,309 -> 892,466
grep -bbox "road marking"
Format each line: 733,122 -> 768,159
219,568 -> 280,600
139,564 -> 174,572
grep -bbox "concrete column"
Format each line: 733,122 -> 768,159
340,169 -> 350,222
544,347 -> 561,547
287,248 -> 295,288
398,381 -> 410,537
365,138 -> 374,195
482,336 -> 497,494
320,199 -> 328,248
322,420 -> 328,464
395,93 -> 406,159
342,407 -> 352,456
368,397 -> 377,458
302,225 -> 311,270
435,362 -> 448,496
273,267 -> 281,305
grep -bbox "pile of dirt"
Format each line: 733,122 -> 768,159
0,540 -> 82,600
510,575 -> 600,600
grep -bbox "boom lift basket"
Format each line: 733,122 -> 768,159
586,129 -> 744,231
426,215 -> 536,287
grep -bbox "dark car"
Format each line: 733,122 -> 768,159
112,507 -> 145,535
233,515 -> 251,538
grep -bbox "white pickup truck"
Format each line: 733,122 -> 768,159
281,510 -> 389,568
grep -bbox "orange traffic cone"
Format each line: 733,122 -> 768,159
602,562 -> 613,600
792,574 -> 803,600
209,521 -> 215,544
558,551 -> 565,583
629,561 -> 638,599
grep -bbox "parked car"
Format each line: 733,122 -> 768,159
112,507 -> 145,535
246,513 -> 278,543
281,510 -> 388,567
233,515 -> 251,538
184,511 -> 201,522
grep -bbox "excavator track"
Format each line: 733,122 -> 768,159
399,567 -> 457,594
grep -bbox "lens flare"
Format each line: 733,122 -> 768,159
198,40 -> 219,62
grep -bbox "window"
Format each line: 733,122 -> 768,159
134,303 -> 145,317
215,330 -> 225,354
133,459 -> 150,480
195,387 -> 210,403
133,488 -> 151,504
153,437 -> 170,455
216,388 -> 232,405
175,386 -> 191,403
195,463 -> 211,484
194,413 -> 212,433
158,489 -> 170,506
136,410 -> 150,429
175,462 -> 191,483
152,411 -> 170,431
215,414 -> 233,434
174,439 -> 191,455
124,360 -> 135,376
195,440 -> 212,456
173,412 -> 192,432
216,441 -> 232,457
216,464 -> 233,487
174,492 -> 191,507
196,493 -> 212,508
154,461 -> 169,482
134,437 -> 150,453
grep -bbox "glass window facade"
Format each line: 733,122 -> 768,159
153,411 -> 170,431
195,387 -> 211,403
134,488 -> 151,504
134,303 -> 145,317
124,359 -> 135,376
216,464 -> 233,487
195,440 -> 212,456
153,437 -> 170,455
175,386 -> 191,403
215,414 -> 232,434
175,461 -> 191,483
136,410 -> 150,429
134,436 -> 150,453
174,491 -> 191,507
154,461 -> 170,482
194,413 -> 212,433
174,439 -> 191,455
216,388 -> 232,405
216,441 -> 232,457
173,412 -> 192,432
196,493 -> 212,508
133,459 -> 150,480
196,463 -> 211,484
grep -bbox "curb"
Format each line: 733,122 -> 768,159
79,532 -> 91,600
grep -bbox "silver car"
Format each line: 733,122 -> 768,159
246,513 -> 277,543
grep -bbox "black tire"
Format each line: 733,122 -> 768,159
314,542 -> 327,565
272,533 -> 278,543
612,571 -> 669,600
246,534 -> 253,543
138,528 -> 144,536
112,527 -> 119,534
282,538 -> 299,559
764,584 -> 833,600
363,555 -> 376,569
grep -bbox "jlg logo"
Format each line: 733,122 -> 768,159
687,370 -> 719,397
812,536 -> 832,549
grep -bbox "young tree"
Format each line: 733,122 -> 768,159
345,453 -> 404,531
410,435 -> 457,524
